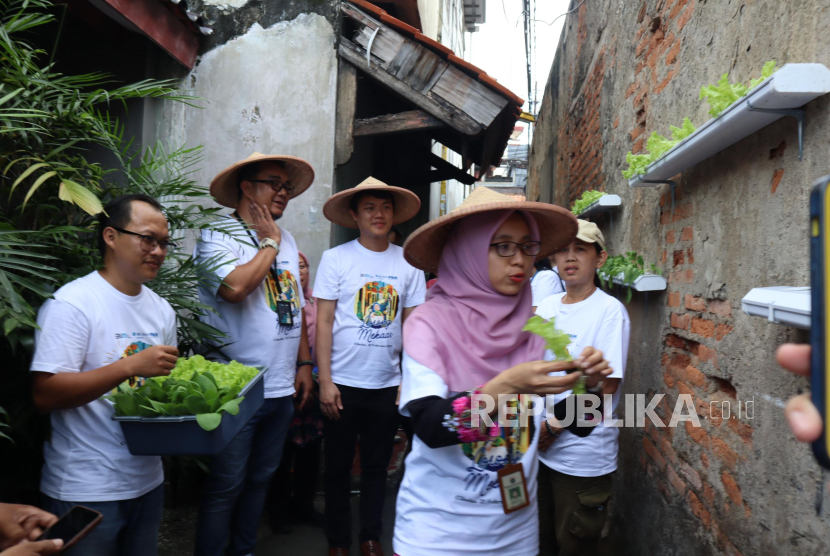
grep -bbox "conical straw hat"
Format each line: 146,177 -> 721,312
403,186 -> 577,273
209,152 -> 315,208
323,177 -> 421,228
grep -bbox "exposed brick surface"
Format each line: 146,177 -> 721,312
716,324 -> 734,341
685,295 -> 706,312
667,229 -> 676,243
671,312 -> 690,330
666,333 -> 686,348
668,291 -> 681,307
712,437 -> 739,469
667,464 -> 686,495
688,491 -> 711,527
721,471 -> 743,506
691,317 -> 715,338
708,300 -> 732,317
679,461 -> 702,491
682,365 -> 706,387
771,168 -> 784,194
644,437 -> 666,469
686,420 -> 710,447
680,226 -> 694,241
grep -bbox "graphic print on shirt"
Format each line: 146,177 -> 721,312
106,333 -> 159,392
460,395 -> 536,497
265,269 -> 301,316
354,281 -> 399,341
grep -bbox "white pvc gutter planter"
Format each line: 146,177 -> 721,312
628,63 -> 830,194
600,272 -> 667,292
741,286 -> 811,330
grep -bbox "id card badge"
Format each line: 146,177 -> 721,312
497,462 -> 530,514
277,301 -> 294,327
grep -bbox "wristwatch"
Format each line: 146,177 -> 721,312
259,238 -> 279,254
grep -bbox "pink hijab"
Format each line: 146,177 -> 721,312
403,210 -> 546,392
299,251 -> 317,357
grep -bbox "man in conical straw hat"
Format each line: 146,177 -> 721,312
192,152 -> 316,556
314,177 -> 426,556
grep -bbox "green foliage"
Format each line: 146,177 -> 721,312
699,74 -> 748,118
599,251 -> 662,303
622,60 -> 778,179
523,316 -> 573,361
621,117 -> 697,179
700,61 -> 777,117
157,356 -> 259,391
107,360 -> 260,431
571,190 -> 606,215
0,1 -> 234,354
0,405 -> 10,443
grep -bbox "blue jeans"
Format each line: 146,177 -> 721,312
195,396 -> 294,556
41,483 -> 164,556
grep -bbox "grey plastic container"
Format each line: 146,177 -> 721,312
113,368 -> 266,456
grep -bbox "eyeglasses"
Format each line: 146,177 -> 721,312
489,241 -> 542,258
113,227 -> 179,253
248,178 -> 294,197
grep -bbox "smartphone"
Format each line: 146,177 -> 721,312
810,175 -> 830,468
37,505 -> 103,552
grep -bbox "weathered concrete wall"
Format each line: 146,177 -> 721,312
154,7 -> 338,282
529,1 -> 830,554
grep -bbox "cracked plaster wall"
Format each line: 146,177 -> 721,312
155,11 -> 337,280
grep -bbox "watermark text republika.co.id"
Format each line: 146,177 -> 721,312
467,394 -> 755,428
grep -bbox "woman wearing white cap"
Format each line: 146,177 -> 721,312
536,220 -> 631,556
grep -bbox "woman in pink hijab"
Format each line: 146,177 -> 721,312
393,188 -> 612,556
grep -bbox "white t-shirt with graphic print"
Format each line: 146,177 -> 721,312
394,352 -> 542,556
313,240 -> 426,389
194,216 -> 305,398
30,271 -> 176,502
536,289 -> 630,477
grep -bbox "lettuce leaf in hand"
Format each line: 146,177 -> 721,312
524,316 -> 572,361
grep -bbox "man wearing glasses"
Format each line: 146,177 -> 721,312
31,194 -> 179,556
192,153 -> 316,556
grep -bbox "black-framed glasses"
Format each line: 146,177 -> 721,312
248,178 -> 294,197
113,227 -> 179,253
489,241 -> 542,258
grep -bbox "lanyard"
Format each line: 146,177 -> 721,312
232,211 -> 282,294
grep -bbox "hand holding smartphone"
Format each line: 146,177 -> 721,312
810,175 -> 830,468
36,506 -> 102,554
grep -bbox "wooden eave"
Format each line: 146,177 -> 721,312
338,1 -> 523,175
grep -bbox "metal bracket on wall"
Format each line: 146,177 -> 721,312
639,179 -> 678,214
746,100 -> 806,161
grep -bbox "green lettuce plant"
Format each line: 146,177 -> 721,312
523,316 -> 586,394
622,60 -> 777,179
599,251 -> 662,303
571,190 -> 606,215
107,358 -> 260,431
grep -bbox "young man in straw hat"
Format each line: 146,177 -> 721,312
192,153 -> 316,556
314,177 -> 427,556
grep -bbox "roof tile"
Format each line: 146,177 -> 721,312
447,54 -> 485,78
413,32 -> 453,57
479,74 -> 525,106
350,0 -> 386,18
381,12 -> 419,36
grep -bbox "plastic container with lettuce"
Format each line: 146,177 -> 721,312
107,356 -> 260,431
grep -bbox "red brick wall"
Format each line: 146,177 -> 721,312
525,0 -> 830,553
